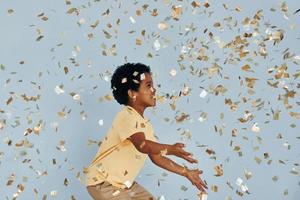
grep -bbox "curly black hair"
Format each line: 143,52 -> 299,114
110,63 -> 151,105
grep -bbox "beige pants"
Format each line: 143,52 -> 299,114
86,181 -> 156,200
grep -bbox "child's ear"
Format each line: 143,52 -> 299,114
128,89 -> 134,98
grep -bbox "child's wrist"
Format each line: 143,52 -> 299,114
166,144 -> 174,155
182,166 -> 189,177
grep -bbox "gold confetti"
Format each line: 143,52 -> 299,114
214,165 -> 223,176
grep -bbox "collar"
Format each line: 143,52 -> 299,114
125,105 -> 148,122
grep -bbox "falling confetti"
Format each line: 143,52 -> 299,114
1,1 -> 300,200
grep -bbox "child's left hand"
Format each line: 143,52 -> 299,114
170,143 -> 198,164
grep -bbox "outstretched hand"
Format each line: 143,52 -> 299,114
170,143 -> 198,164
184,168 -> 208,192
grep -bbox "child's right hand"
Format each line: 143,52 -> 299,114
184,168 -> 208,192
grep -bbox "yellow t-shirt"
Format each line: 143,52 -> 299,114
85,105 -> 157,189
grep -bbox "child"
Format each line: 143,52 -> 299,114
85,63 -> 207,199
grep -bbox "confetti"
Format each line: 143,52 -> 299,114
214,165 -> 223,176
54,85 -> 65,94
121,77 -> 127,83
199,89 -> 208,98
158,22 -> 168,30
140,73 -> 145,80
2,1 -> 300,200
251,123 -> 260,132
170,69 -> 177,76
98,119 -> 104,126
50,190 -> 58,197
198,192 -> 208,200
112,190 -> 120,196
129,16 -> 136,24
153,39 -> 161,51
124,180 -> 133,188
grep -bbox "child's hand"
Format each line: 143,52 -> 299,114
170,143 -> 198,164
184,168 -> 208,192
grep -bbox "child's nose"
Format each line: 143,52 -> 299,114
151,87 -> 156,93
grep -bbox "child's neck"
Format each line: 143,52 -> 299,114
127,104 -> 146,119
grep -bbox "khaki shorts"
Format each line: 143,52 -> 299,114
86,181 -> 156,200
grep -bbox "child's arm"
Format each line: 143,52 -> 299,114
149,153 -> 208,192
128,132 -> 197,163
128,132 -> 208,192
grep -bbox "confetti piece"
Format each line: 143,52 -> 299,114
112,190 -> 120,196
133,71 -> 139,76
0,119 -> 5,130
78,18 -> 85,25
98,119 -> 103,126
124,180 -> 132,188
211,185 -> 218,192
199,89 -> 208,98
121,77 -> 127,83
132,79 -> 139,84
158,22 -> 168,30
171,5 -> 183,20
236,177 -> 243,186
153,39 -> 161,51
251,123 -> 260,132
198,192 -> 208,200
55,85 -> 65,94
72,93 -> 80,101
140,73 -> 145,80
244,169 -> 252,180
170,69 -> 177,76
214,165 -> 223,176
129,16 -> 136,24
158,195 -> 166,200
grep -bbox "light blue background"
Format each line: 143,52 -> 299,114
0,0 -> 299,199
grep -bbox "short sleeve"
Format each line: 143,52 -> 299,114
116,110 -> 146,142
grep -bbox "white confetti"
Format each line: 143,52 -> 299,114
73,94 -> 80,101
104,75 -> 110,82
129,16 -> 136,24
199,192 -> 208,200
199,89 -> 208,98
251,122 -> 260,132
124,180 -> 132,188
122,77 -> 127,83
198,117 -> 205,122
140,73 -> 145,80
236,177 -> 243,187
294,55 -> 300,60
112,190 -> 120,196
98,119 -> 103,126
158,22 -> 168,30
133,71 -> 139,76
158,195 -> 166,200
181,45 -> 188,53
170,69 -> 177,76
78,18 -> 85,25
50,190 -> 58,197
60,145 -> 66,152
154,39 -> 161,51
241,184 -> 249,192
54,85 -> 65,95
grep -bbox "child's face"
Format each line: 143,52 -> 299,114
135,73 -> 157,107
